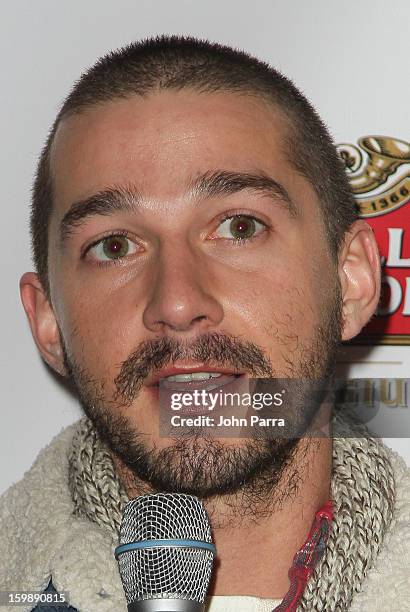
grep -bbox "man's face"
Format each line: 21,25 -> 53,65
47,90 -> 341,497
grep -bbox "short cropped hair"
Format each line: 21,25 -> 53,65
31,35 -> 357,296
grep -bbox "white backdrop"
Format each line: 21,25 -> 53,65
1,0 -> 409,495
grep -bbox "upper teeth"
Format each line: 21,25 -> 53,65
164,372 -> 224,382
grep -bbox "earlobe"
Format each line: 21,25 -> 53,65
19,272 -> 67,375
339,220 -> 381,341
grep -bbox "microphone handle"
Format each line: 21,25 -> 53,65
129,599 -> 204,612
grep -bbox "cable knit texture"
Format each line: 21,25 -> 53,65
0,415 -> 409,611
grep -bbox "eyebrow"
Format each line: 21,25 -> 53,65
59,187 -> 139,242
59,170 -> 297,243
191,170 -> 296,214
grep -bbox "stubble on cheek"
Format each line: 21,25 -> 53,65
258,286 -> 315,361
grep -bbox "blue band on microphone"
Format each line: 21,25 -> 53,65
115,538 -> 216,559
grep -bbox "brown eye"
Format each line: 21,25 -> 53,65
88,235 -> 137,262
229,216 -> 257,239
102,236 -> 130,259
215,215 -> 266,240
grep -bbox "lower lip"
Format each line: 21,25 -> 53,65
145,373 -> 245,404
166,373 -> 247,416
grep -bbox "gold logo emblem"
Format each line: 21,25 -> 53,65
337,136 -> 410,217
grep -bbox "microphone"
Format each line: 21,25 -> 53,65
115,493 -> 216,611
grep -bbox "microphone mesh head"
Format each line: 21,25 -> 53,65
117,493 -> 214,604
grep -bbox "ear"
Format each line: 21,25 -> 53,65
19,272 -> 67,376
338,220 -> 381,341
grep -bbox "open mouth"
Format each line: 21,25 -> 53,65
159,371 -> 242,391
144,367 -> 251,421
144,368 -> 247,401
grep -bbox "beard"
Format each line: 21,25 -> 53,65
62,283 -> 342,510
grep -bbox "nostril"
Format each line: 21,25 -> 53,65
192,315 -> 207,324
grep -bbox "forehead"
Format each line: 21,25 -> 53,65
50,90 -> 304,211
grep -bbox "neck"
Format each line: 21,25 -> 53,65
112,435 -> 332,600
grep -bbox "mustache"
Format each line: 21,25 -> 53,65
113,332 -> 273,404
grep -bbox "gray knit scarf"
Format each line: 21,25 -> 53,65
68,413 -> 396,611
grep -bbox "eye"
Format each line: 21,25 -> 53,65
87,234 -> 138,262
213,215 -> 267,241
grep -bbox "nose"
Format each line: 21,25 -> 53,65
142,242 -> 224,336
